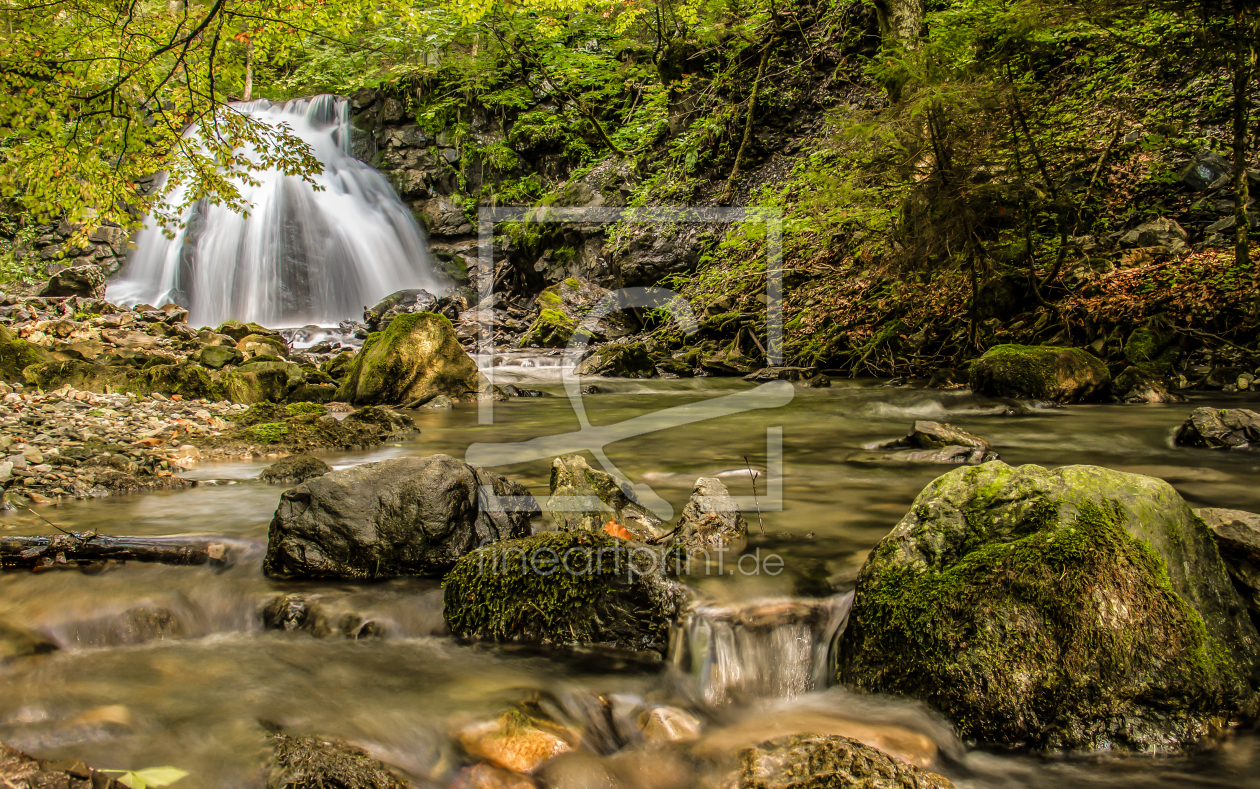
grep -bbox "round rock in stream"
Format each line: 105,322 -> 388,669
726,734 -> 954,789
263,454 -> 539,579
259,454 -> 332,485
837,461 -> 1260,751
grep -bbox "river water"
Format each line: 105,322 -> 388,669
4,376 -> 1260,787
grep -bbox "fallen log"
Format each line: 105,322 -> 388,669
0,533 -> 251,569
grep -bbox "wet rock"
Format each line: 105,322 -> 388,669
259,454 -> 332,485
549,454 -> 664,540
38,265 -> 106,299
639,707 -> 703,743
199,344 -> 245,369
265,733 -> 407,789
217,320 -> 280,342
451,763 -> 538,789
261,594 -> 333,637
336,313 -> 489,405
838,462 -> 1260,750
265,455 -> 538,579
456,711 -> 580,773
927,368 -> 967,390
724,734 -> 954,789
237,333 -> 290,359
519,308 -> 578,348
0,620 -> 58,660
1113,365 -> 1186,404
444,531 -> 689,652
364,288 -> 438,331
674,477 -> 748,557
1175,407 -> 1260,449
576,342 -> 657,378
0,744 -> 127,789
743,367 -> 820,384
968,344 -> 1109,403
1198,508 -> 1260,630
874,421 -> 998,465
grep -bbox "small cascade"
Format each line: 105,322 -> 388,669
670,594 -> 854,705
108,94 -> 446,328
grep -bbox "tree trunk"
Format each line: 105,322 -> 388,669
1233,11 -> 1256,282
243,37 -> 254,101
1,534 -> 248,569
875,0 -> 926,48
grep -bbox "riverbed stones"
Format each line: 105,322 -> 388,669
549,454 -> 664,540
0,744 -> 127,789
675,477 -> 748,556
724,735 -> 954,789
336,312 -> 489,405
265,733 -> 407,789
1175,407 -> 1260,448
837,462 -> 1260,751
264,455 -> 539,579
968,344 -> 1110,402
259,454 -> 332,485
443,531 -> 689,652
576,342 -> 657,378
456,711 -> 580,773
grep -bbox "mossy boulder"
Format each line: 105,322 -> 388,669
837,462 -> 1260,751
969,344 -> 1109,402
335,313 -> 487,405
320,350 -> 357,380
216,320 -> 279,342
264,455 -> 537,579
259,454 -> 332,485
0,326 -> 48,382
1113,364 -> 1186,404
198,344 -> 244,369
24,359 -> 216,399
575,342 -> 656,378
237,333 -> 289,358
222,366 -> 291,404
519,308 -> 577,348
443,531 -> 689,653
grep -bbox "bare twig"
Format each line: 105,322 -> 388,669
743,456 -> 765,536
26,508 -> 75,537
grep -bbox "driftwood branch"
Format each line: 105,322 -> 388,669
0,534 -> 249,569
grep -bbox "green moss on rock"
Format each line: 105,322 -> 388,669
0,326 -> 48,382
837,462 -> 1260,750
575,342 -> 657,378
335,312 -> 486,405
968,344 -> 1110,402
519,308 -> 577,348
443,531 -> 687,653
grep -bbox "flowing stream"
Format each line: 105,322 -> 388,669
5,378 -> 1260,787
106,95 -> 445,327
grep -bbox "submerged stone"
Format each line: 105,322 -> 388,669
259,454 -> 332,485
837,462 -> 1260,751
724,734 -> 954,789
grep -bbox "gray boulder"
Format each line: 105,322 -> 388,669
675,477 -> 748,556
38,265 -> 105,299
549,454 -> 664,540
838,462 -> 1260,750
259,454 -> 332,485
1175,408 -> 1260,449
264,455 -> 539,579
1113,365 -> 1186,404
1178,150 -> 1232,191
1118,217 -> 1188,254
723,735 -> 954,789
876,421 -> 999,465
1198,508 -> 1260,630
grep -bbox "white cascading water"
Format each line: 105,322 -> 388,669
108,94 -> 446,328
670,593 -> 855,705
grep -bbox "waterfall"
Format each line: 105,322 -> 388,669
108,95 -> 446,328
670,594 -> 854,705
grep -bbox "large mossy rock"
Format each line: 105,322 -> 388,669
837,462 -> 1260,751
520,308 -> 578,348
443,531 -> 688,653
549,454 -> 664,539
264,455 -> 538,579
24,358 -> 217,399
335,312 -> 487,405
724,735 -> 954,789
0,326 -> 48,381
968,344 -> 1109,402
